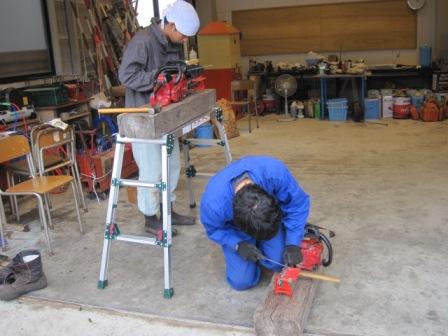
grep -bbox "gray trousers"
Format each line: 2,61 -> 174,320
131,140 -> 180,216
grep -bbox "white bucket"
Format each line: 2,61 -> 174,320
382,96 -> 393,118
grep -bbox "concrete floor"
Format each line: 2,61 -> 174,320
1,115 -> 447,335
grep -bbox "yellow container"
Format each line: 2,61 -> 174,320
198,22 -> 241,70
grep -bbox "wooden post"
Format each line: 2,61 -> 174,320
254,275 -> 319,336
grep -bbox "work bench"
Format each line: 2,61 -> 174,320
251,67 -> 435,119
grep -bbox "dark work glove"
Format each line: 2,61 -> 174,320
236,242 -> 264,262
283,245 -> 303,267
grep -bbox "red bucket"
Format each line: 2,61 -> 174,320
263,95 -> 276,113
393,97 -> 411,119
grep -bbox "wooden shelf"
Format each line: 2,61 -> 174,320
6,117 -> 41,131
60,111 -> 90,122
35,98 -> 92,126
35,98 -> 91,111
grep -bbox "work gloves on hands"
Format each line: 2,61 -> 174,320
236,242 -> 264,262
283,245 -> 303,267
236,242 -> 303,267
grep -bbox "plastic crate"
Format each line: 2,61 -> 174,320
24,85 -> 69,107
364,98 -> 380,119
327,98 -> 348,121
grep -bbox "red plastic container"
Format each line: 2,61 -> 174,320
393,97 -> 411,119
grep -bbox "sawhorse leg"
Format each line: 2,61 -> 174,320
98,141 -> 125,289
161,136 -> 173,298
183,142 -> 196,208
97,135 -> 174,298
183,107 -> 232,208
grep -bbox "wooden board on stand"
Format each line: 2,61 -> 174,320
117,90 -> 216,139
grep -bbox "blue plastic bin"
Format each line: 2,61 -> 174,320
194,123 -> 214,147
364,98 -> 380,119
327,98 -> 348,121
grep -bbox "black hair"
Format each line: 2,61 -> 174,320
233,184 -> 282,241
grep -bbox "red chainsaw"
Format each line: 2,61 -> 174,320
149,60 -> 206,107
266,224 -> 340,296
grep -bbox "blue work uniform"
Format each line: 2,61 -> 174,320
118,18 -> 183,216
200,156 -> 310,290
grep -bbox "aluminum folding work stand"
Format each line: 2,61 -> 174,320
97,107 -> 231,298
182,109 -> 232,208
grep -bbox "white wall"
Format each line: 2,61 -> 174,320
195,0 -> 217,29
215,0 -> 438,75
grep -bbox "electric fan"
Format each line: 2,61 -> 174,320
274,74 -> 298,120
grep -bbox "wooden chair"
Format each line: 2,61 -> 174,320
230,79 -> 259,133
5,124 -> 63,221
0,135 -> 84,255
33,125 -> 87,215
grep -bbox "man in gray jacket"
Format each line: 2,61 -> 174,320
118,1 -> 199,236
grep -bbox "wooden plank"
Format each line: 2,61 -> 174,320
254,275 -> 319,336
117,89 -> 216,139
232,0 -> 416,56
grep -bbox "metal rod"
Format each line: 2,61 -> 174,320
116,135 -> 166,145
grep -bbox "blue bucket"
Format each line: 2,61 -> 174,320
194,123 -> 214,147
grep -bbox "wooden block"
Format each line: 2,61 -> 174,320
254,275 -> 319,336
117,89 -> 216,139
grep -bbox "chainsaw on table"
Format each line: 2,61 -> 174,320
149,60 -> 206,107
269,223 -> 340,297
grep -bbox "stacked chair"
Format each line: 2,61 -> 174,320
230,79 -> 259,133
0,125 -> 86,255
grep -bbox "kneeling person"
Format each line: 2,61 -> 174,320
200,156 -> 310,290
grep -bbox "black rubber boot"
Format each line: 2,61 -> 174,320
160,203 -> 196,226
0,249 -> 47,301
144,215 -> 178,240
0,261 -> 15,285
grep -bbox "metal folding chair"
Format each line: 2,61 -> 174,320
33,125 -> 87,214
5,124 -> 63,221
0,135 -> 84,254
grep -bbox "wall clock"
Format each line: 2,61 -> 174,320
407,0 -> 425,10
